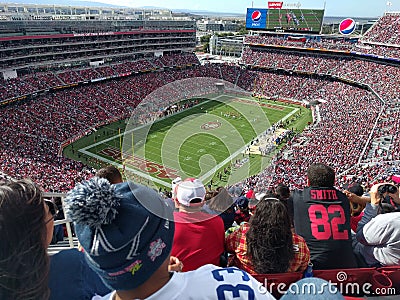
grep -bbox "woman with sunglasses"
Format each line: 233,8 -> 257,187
225,196 -> 310,274
0,179 -> 110,300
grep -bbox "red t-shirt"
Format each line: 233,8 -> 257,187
171,211 -> 225,271
350,211 -> 364,232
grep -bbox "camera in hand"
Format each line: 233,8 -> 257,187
377,184 -> 398,195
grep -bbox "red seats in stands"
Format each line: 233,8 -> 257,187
314,267 -> 375,296
378,266 -> 400,294
253,266 -> 400,298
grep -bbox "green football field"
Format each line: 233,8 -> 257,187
65,94 -> 311,189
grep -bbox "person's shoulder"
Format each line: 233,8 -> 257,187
334,188 -> 347,198
173,211 -> 186,221
50,248 -> 84,269
195,211 -> 224,224
292,232 -> 306,243
202,204 -> 217,215
91,291 -> 115,300
374,211 -> 400,223
52,248 -> 82,258
209,213 -> 226,229
293,187 -> 307,195
292,188 -> 306,202
183,265 -> 275,299
49,248 -> 111,300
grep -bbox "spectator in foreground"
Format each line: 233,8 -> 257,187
95,165 -> 123,184
276,183 -> 294,226
353,182 -> 400,267
344,183 -> 366,232
234,195 -> 252,224
65,177 -> 275,300
0,179 -> 110,300
0,180 -> 52,299
292,163 -> 357,269
171,178 -> 225,271
226,197 -> 310,274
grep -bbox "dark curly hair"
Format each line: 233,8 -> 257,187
0,180 -> 50,300
246,197 -> 294,274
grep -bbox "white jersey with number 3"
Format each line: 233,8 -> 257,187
92,264 -> 275,300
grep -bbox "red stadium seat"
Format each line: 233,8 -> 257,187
252,267 -> 400,298
313,267 -> 376,296
377,266 -> 400,295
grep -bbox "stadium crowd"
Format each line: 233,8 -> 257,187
362,14 -> 400,45
244,13 -> 400,59
1,165 -> 399,299
2,14 -> 400,300
237,17 -> 400,191
0,53 -> 200,101
239,52 -> 400,189
2,47 -> 400,193
0,57 -> 250,192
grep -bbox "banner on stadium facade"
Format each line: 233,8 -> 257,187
268,2 -> 283,9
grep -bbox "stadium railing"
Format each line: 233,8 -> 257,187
43,192 -> 76,254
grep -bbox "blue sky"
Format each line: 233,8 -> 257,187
90,0 -> 399,17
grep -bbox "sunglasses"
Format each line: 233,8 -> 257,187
44,200 -> 58,218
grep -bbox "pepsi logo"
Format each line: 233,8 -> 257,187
339,18 -> 356,35
251,10 -> 262,22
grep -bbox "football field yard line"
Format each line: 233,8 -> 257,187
140,122 -> 251,174
77,149 -> 171,186
198,106 -> 299,183
139,98 -> 277,174
299,9 -> 310,29
78,94 -> 227,152
83,104 -> 298,184
79,94 -> 299,186
144,127 -> 254,157
78,94 -> 230,187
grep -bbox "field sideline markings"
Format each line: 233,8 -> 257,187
228,95 -> 293,109
77,150 -> 171,186
199,106 -> 299,182
146,102 -> 299,176
79,94 -> 299,185
78,94 -> 229,185
79,94 -> 229,152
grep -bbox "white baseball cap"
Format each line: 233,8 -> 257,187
176,178 -> 206,206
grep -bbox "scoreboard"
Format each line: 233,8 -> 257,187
246,7 -> 324,33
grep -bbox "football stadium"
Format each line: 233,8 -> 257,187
71,92 -> 307,189
1,1 -> 400,299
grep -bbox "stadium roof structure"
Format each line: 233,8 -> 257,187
0,3 -> 191,21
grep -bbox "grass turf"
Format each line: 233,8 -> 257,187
64,94 -> 312,188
